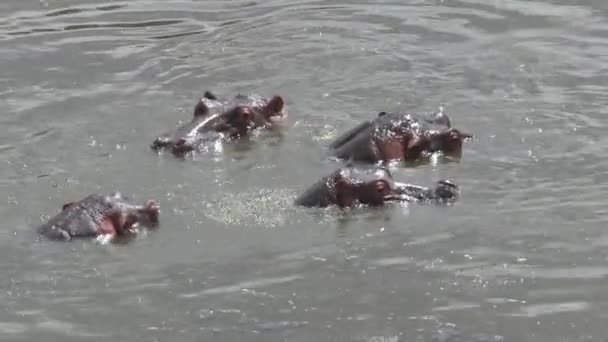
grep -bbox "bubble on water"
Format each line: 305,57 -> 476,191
202,188 -> 297,228
311,124 -> 336,141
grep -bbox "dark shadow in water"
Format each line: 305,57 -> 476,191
334,205 -> 396,238
151,30 -> 207,40
45,8 -> 87,17
7,28 -> 60,36
6,19 -> 185,38
219,19 -> 243,27
64,20 -> 183,31
96,5 -> 126,12
45,4 -> 126,18
228,129 -> 288,159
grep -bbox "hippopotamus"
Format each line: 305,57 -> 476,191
328,110 -> 472,163
152,91 -> 286,156
37,192 -> 160,242
295,165 -> 459,208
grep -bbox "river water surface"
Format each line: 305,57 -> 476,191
1,0 -> 608,341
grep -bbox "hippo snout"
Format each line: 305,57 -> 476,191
151,136 -> 172,150
434,180 -> 459,200
138,200 -> 160,227
171,138 -> 195,156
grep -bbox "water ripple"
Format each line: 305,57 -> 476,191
180,274 -> 303,298
513,301 -> 590,318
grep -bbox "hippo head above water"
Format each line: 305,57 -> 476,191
152,91 -> 286,156
295,165 -> 459,208
329,111 -> 472,164
37,192 -> 160,242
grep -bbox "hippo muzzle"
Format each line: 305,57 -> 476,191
387,179 -> 460,203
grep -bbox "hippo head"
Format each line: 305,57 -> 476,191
151,94 -> 285,156
150,94 -> 225,155
430,180 -> 460,202
205,95 -> 284,136
208,105 -> 259,137
113,200 -> 160,235
296,166 -> 461,208
296,166 -> 436,208
332,167 -> 406,207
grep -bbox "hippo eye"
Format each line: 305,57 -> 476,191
375,181 -> 387,193
239,107 -> 253,121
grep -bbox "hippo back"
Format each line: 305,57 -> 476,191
37,194 -> 116,240
295,177 -> 336,208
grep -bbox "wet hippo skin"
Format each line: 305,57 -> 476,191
329,111 -> 472,163
152,91 -> 286,156
37,192 -> 160,242
295,165 -> 459,208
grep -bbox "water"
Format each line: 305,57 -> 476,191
1,0 -> 607,341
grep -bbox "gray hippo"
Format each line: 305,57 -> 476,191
152,91 -> 286,156
329,111 -> 472,163
37,192 -> 159,242
295,165 -> 459,208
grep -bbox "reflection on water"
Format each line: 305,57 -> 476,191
1,0 -> 608,341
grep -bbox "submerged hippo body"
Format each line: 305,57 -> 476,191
295,165 -> 459,208
329,110 -> 471,163
37,193 -> 160,241
152,91 -> 286,156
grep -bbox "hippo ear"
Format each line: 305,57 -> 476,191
265,96 -> 284,114
203,91 -> 217,100
194,100 -> 209,117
